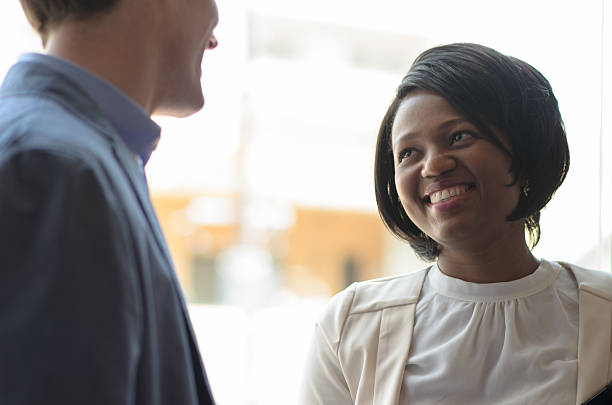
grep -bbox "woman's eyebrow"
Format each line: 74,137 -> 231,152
393,131 -> 418,145
393,117 -> 471,146
437,117 -> 471,130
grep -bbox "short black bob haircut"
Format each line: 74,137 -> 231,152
374,43 -> 569,261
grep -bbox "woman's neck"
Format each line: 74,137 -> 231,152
436,230 -> 539,283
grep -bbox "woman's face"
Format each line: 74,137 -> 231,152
391,90 -> 522,251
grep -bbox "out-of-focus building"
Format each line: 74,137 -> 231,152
155,194 -> 391,299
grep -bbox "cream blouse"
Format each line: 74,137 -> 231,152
400,260 -> 579,404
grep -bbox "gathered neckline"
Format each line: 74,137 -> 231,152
428,259 -> 560,302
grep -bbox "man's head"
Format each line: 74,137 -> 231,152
150,0 -> 219,117
20,0 -> 120,46
20,0 -> 219,118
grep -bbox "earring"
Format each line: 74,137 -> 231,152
522,182 -> 530,197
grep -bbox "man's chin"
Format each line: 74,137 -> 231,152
153,93 -> 205,118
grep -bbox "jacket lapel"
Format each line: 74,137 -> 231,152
568,264 -> 612,404
110,143 -> 175,270
372,270 -> 427,405
576,287 -> 612,404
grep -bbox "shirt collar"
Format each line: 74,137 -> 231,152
19,53 -> 161,165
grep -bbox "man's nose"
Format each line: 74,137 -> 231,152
208,33 -> 218,50
420,151 -> 456,178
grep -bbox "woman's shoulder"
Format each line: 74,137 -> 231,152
348,268 -> 430,312
315,267 -> 431,335
552,260 -> 612,299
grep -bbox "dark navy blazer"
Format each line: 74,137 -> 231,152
0,61 -> 215,404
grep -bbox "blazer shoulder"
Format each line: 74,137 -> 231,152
349,268 -> 430,314
0,69 -> 117,160
557,261 -> 612,301
315,268 -> 430,342
0,100 -> 116,172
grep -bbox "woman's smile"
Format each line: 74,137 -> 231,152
425,186 -> 476,219
424,183 -> 474,204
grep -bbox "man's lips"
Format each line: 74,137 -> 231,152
423,183 -> 475,204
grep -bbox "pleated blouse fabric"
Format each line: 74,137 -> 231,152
400,260 -> 579,404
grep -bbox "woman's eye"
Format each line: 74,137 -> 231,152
450,131 -> 474,144
397,148 -> 415,163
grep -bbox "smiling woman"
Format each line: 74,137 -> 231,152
390,90 -> 522,277
378,43 -> 569,265
299,43 -> 612,405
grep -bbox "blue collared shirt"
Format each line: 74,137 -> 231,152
19,53 -> 161,165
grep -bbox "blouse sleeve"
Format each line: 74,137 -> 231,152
299,286 -> 356,405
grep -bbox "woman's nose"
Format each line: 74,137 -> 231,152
420,152 -> 456,178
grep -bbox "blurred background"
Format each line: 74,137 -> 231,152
2,0 -> 612,403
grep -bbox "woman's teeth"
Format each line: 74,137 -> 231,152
429,185 -> 470,204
